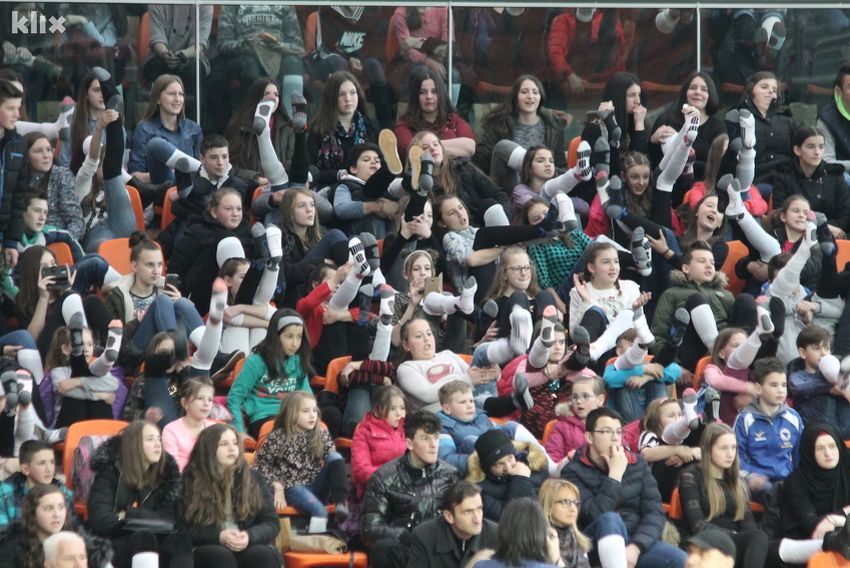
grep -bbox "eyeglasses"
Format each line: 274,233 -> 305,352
592,429 -> 624,438
507,265 -> 532,273
570,393 -> 597,402
557,499 -> 582,508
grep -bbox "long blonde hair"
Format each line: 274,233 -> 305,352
142,75 -> 185,121
484,246 -> 541,301
700,423 -> 748,522
410,131 -> 456,196
538,478 -> 592,552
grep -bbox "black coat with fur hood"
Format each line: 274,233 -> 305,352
0,521 -> 113,568
466,440 -> 551,522
86,435 -> 182,539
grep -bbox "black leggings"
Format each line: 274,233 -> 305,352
497,290 -> 556,340
55,398 -> 113,428
564,306 -> 617,375
676,292 -> 757,372
193,544 -> 281,568
35,293 -> 113,358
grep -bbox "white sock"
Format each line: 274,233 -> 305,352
484,204 -> 510,227
253,264 -> 278,307
256,97 -> 289,187
188,326 -> 205,349
104,266 -> 122,286
682,389 -> 699,426
370,319 -> 392,362
89,320 -> 123,376
387,177 -> 406,199
164,148 -> 200,172
597,534 -> 628,568
770,234 -> 811,299
485,338 -> 514,366
662,417 -> 691,445
656,115 -> 698,192
371,267 -> 386,288
778,539 -> 823,564
264,225 -> 283,270
737,147 -> 756,190
510,305 -> 533,356
614,342 -> 647,370
542,168 -> 582,198
527,334 -> 552,369
13,404 -> 36,456
737,210 -> 781,262
191,320 -> 220,372
589,310 -> 634,361
121,169 -> 132,184
507,145 -> 526,170
216,237 -> 245,268
209,278 -> 228,325
329,272 -> 362,312
727,329 -> 763,371
655,8 -> 680,33
690,303 -> 719,350
553,193 -> 578,231
17,350 -> 44,384
423,292 -> 458,316
60,294 -> 87,327
820,355 -> 841,384
725,177 -> 747,219
457,277 -> 477,315
131,552 -> 160,568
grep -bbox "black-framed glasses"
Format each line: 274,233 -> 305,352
557,499 -> 582,508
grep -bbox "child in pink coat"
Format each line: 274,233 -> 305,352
350,385 -> 408,500
545,375 -> 606,466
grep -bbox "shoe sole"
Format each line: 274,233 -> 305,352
211,351 -> 246,385
408,146 -> 424,191
379,130 -> 403,175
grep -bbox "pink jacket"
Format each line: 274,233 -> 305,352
688,181 -> 768,217
545,415 -> 586,464
351,412 -> 407,500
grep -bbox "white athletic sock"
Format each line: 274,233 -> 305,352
457,277 -> 477,314
656,115 -> 699,192
60,294 -> 87,327
423,292 -> 458,316
727,329 -> 763,371
597,534 -> 628,568
216,237 -> 245,268
542,167 -> 582,198
527,334 -> 552,369
769,232 -> 812,299
553,193 -> 578,231
589,310 -> 634,361
370,320 -> 392,362
256,98 -> 289,187
484,204 -> 510,227
614,342 -> 647,370
14,404 -> 36,456
662,417 -> 691,445
690,303 -> 719,350
485,338 -> 514,366
17,349 -> 44,384
510,305 -> 533,356
164,148 -> 200,172
103,266 -> 122,286
778,539 -> 823,564
329,272 -> 362,312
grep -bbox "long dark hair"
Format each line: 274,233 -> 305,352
22,484 -> 72,568
679,195 -> 727,248
671,71 -> 719,129
743,70 -> 784,105
225,77 -> 291,172
181,424 -> 264,527
492,498 -> 552,567
481,75 -> 547,140
309,71 -> 368,137
120,421 -> 167,491
23,132 -> 53,189
621,151 -> 653,215
602,71 -> 640,148
400,69 -> 456,133
253,308 -> 315,382
17,246 -> 56,319
70,72 -> 99,169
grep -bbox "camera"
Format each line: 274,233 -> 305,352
165,274 -> 181,289
42,265 -> 69,289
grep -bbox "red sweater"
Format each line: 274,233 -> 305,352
295,282 -> 360,347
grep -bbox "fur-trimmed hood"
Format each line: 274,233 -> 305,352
466,439 -> 549,483
669,268 -> 728,289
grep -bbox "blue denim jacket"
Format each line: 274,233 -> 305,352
127,114 -> 202,174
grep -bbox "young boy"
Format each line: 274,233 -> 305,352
788,325 -> 850,438
545,375 -> 606,466
0,440 -> 72,524
436,380 -> 544,474
0,80 -> 30,270
331,143 -> 398,239
734,357 -> 802,500
158,134 -> 249,257
604,329 -> 682,423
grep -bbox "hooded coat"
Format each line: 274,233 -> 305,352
0,522 -> 113,568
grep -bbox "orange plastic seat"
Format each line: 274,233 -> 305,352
668,487 -> 682,519
693,356 -> 711,390
160,187 -> 178,230
836,240 -> 850,271
324,357 -> 352,395
62,420 -> 129,489
47,242 -> 75,267
640,81 -> 680,93
542,420 -> 557,446
97,238 -> 162,275
720,240 -> 748,296
124,185 -> 145,231
283,551 -> 368,568
218,357 -> 246,389
567,137 -> 582,169
807,551 -> 850,568
457,353 -> 473,365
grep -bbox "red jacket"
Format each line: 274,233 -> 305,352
547,10 -> 626,80
295,282 -> 360,348
351,412 -> 407,500
546,414 -> 587,464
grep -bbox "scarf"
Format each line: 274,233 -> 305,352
789,421 -> 850,514
316,111 -> 367,170
837,89 -> 850,122
555,524 -> 581,568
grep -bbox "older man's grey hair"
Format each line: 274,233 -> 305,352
43,531 -> 86,564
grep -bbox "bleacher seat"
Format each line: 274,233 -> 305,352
160,187 -> 178,230
62,419 -> 129,518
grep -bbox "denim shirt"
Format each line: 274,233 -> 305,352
127,114 -> 202,174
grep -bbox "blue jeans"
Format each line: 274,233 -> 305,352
470,343 -> 499,406
131,295 -> 203,350
0,329 -> 37,350
586,512 -> 687,568
610,381 -> 670,424
146,137 -> 180,184
82,176 -> 139,253
342,384 -> 380,437
285,452 -> 344,518
70,254 -> 112,293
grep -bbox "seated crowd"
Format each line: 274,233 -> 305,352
2,5 -> 850,568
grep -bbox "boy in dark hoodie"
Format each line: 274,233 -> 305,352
0,79 -> 30,271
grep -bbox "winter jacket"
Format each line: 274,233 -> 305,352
742,98 -> 796,185
772,159 -> 850,233
307,113 -> 380,187
395,114 -> 476,163
254,427 -> 336,490
734,400 -> 802,481
431,158 -> 511,228
466,440 -> 551,522
295,281 -> 360,348
650,270 -> 735,359
437,409 -> 497,473
183,466 -> 279,548
104,273 -> 165,342
31,164 -> 85,239
86,435 -> 182,539
361,451 -> 460,547
546,415 -> 587,465
19,223 -> 85,262
351,413 -> 407,501
0,522 -> 112,568
687,179 -> 768,217
167,212 -> 256,316
0,472 -> 73,525
409,516 -> 499,568
473,108 -> 568,173
561,445 -> 666,553
215,5 -> 304,57
546,10 -> 626,82
331,174 -> 394,238
818,101 -> 850,171
228,118 -> 294,185
0,129 -> 29,250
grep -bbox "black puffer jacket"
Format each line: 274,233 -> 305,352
743,98 -> 796,185
183,466 -> 280,548
167,212 -> 257,316
0,129 -> 28,250
734,221 -> 823,293
0,522 -> 113,568
773,159 -> 850,233
561,445 -> 666,554
86,435 -> 182,539
432,158 -> 511,227
466,440 -> 551,522
361,451 -> 461,547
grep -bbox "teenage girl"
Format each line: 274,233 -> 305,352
512,145 -> 589,225
23,132 -> 83,239
773,126 -> 850,239
254,391 -> 349,525
350,385 -> 407,500
226,309 -> 313,440
181,424 -> 281,568
380,199 -> 443,293
162,376 -> 216,471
